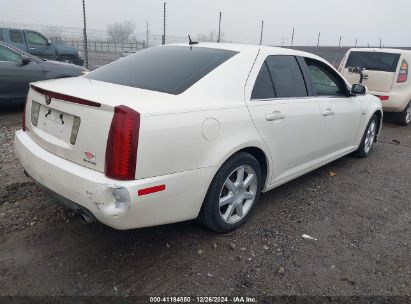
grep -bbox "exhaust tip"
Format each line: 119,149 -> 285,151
79,212 -> 96,224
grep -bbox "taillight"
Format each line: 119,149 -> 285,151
397,60 -> 408,83
22,95 -> 28,131
377,95 -> 390,101
105,105 -> 140,180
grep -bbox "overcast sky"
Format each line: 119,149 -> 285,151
2,0 -> 411,46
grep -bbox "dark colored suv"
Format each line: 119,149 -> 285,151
0,28 -> 84,66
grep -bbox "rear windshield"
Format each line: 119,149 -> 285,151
346,51 -> 400,72
86,46 -> 238,95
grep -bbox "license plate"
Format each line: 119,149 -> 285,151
37,105 -> 75,142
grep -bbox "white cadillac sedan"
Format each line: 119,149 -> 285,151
15,43 -> 382,232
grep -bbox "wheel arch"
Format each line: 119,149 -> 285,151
211,143 -> 272,191
374,109 -> 383,140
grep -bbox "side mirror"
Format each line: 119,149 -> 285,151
20,55 -> 31,66
351,84 -> 367,95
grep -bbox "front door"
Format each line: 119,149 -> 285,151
303,57 -> 362,157
24,31 -> 56,60
246,55 -> 323,184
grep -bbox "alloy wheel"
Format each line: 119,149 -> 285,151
364,120 -> 377,154
406,104 -> 411,124
218,165 -> 258,224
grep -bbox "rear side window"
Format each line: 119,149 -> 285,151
87,46 -> 238,95
9,30 -> 24,44
251,62 -> 275,99
266,56 -> 307,98
346,51 -> 401,72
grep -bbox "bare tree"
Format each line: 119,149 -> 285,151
107,21 -> 136,42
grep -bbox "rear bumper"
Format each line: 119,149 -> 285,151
370,90 -> 410,112
14,130 -> 213,230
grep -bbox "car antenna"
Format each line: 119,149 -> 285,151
188,35 -> 199,45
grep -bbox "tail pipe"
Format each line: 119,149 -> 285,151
79,210 -> 97,224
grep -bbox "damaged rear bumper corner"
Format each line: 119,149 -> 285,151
14,130 -> 213,230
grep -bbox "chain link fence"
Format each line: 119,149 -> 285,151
1,20 -> 408,70
0,20 -> 188,70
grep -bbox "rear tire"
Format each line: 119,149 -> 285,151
199,152 -> 262,233
354,114 -> 379,158
397,101 -> 411,126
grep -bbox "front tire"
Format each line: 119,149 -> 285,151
354,114 -> 379,158
398,101 -> 411,126
199,152 -> 262,233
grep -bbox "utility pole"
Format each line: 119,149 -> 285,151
162,2 -> 166,45
355,38 -> 358,48
339,36 -> 342,48
82,0 -> 88,69
259,20 -> 264,45
146,21 -> 149,48
291,27 -> 295,46
317,32 -> 321,47
217,12 -> 222,43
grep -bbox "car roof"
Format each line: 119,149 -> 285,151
168,42 -> 325,61
349,48 -> 411,54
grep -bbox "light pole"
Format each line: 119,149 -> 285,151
82,0 -> 88,69
217,12 -> 222,43
162,2 -> 166,45
259,20 -> 264,45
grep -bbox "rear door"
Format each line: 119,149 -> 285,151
0,44 -> 44,103
24,30 -> 57,60
246,55 -> 323,184
341,51 -> 400,92
303,57 -> 362,157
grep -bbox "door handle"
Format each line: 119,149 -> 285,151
266,111 -> 285,121
323,109 -> 334,117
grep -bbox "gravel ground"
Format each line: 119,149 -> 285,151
0,107 -> 410,298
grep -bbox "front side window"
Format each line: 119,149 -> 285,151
0,45 -> 22,62
87,46 -> 238,95
266,56 -> 308,98
26,31 -> 48,45
9,30 -> 24,44
305,58 -> 347,96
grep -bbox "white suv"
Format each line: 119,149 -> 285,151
339,48 -> 411,125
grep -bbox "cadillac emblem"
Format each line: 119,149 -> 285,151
45,95 -> 51,105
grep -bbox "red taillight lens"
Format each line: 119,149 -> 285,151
22,95 -> 28,131
105,105 -> 140,180
397,60 -> 408,83
377,95 -> 390,101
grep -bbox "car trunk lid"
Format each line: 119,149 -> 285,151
24,77 -> 175,174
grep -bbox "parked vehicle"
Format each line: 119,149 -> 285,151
0,41 -> 88,105
0,28 -> 84,66
15,43 -> 382,232
339,48 -> 411,125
